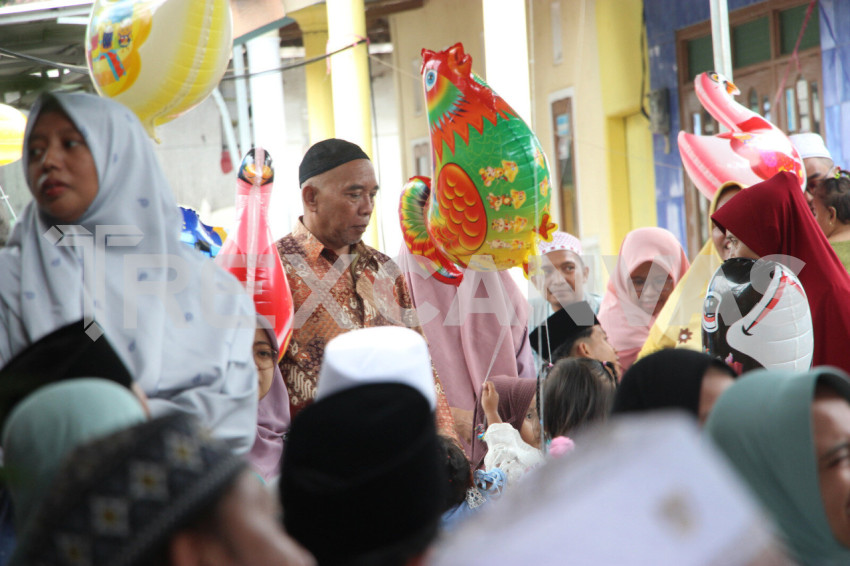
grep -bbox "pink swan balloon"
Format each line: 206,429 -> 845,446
678,71 -> 805,200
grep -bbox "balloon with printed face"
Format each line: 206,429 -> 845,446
398,42 -> 556,285
85,0 -> 232,140
678,71 -> 805,201
702,258 -> 813,374
215,149 -> 294,357
0,104 -> 26,166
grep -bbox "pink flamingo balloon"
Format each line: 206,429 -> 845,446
215,148 -> 294,357
678,71 -> 805,200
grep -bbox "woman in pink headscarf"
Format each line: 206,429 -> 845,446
598,228 -> 690,371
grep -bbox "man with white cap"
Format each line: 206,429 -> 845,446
529,231 -> 601,332
790,132 -> 836,213
281,327 -> 446,566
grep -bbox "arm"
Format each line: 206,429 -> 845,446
146,297 -> 259,455
481,381 -> 502,425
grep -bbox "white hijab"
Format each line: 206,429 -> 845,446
0,93 -> 258,453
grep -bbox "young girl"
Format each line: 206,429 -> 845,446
543,357 -> 617,440
470,375 -> 544,488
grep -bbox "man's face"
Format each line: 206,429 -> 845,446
804,157 -> 835,214
538,249 -> 588,310
200,471 -> 315,565
303,159 -> 378,252
812,386 -> 850,550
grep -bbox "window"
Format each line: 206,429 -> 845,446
551,95 -> 579,234
676,0 -> 823,257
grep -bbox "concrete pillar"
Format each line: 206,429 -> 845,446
291,4 -> 335,145
325,0 -> 378,247
246,31 -> 299,237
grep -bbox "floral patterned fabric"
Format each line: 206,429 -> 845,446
276,221 -> 456,438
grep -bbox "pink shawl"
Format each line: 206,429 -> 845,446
397,246 -> 535,412
598,228 -> 689,370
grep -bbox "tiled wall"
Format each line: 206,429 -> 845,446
819,0 -> 850,169
645,0 -> 767,251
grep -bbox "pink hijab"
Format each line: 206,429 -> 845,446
598,228 -> 689,370
396,246 -> 534,451
247,325 -> 291,483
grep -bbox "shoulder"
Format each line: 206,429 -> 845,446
275,233 -> 302,256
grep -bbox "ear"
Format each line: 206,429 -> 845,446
582,265 -> 590,281
574,340 -> 591,358
302,185 -> 319,212
829,206 -> 838,223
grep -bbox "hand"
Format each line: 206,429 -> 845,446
481,381 -> 502,425
450,407 -> 473,445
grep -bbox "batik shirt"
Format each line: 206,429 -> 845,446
276,221 -> 456,437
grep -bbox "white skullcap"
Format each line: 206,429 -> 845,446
538,231 -> 582,257
789,133 -> 833,161
316,327 -> 436,409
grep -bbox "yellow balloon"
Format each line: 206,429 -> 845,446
86,0 -> 233,140
0,104 -> 26,166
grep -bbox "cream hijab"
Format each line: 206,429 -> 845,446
0,93 -> 258,452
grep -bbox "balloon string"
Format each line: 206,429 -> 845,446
0,181 -> 16,222
220,38 -> 368,82
0,47 -> 87,74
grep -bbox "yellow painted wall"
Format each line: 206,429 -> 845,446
596,0 -> 657,248
528,0 -> 612,262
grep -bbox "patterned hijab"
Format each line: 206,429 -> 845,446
706,368 -> 850,565
0,93 -> 258,452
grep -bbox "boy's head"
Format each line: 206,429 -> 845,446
282,383 -> 446,565
437,435 -> 472,513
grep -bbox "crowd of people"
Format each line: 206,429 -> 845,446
0,89 -> 849,566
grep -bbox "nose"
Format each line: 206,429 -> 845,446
39,142 -> 60,170
359,193 -> 374,217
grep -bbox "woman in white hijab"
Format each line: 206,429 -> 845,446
0,93 -> 258,453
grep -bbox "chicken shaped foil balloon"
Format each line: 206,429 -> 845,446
678,71 -> 805,200
215,149 -> 294,356
399,43 -> 556,285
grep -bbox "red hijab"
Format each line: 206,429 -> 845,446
712,171 -> 850,373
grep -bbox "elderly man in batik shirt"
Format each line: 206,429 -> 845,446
276,139 -> 456,437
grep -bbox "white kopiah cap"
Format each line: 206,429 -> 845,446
316,327 -> 436,409
789,132 -> 833,161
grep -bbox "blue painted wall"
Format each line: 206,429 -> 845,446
819,0 -> 850,169
645,0 -> 776,251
